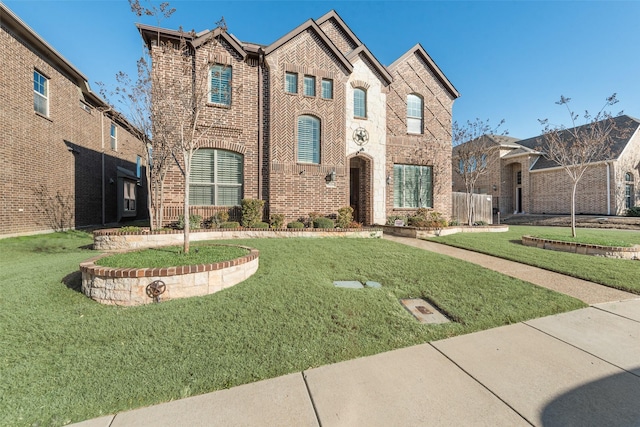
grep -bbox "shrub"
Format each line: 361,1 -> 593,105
348,221 -> 362,228
270,213 -> 285,228
253,221 -> 270,229
205,210 -> 230,228
313,217 -> 335,229
626,206 -> 640,217
287,221 -> 305,229
241,198 -> 265,227
386,215 -> 408,226
336,206 -> 354,228
307,212 -> 323,228
407,210 -> 448,228
177,214 -> 203,230
474,220 -> 488,226
220,221 -> 240,229
119,226 -> 141,233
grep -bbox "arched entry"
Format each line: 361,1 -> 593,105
349,155 -> 372,225
504,163 -> 523,214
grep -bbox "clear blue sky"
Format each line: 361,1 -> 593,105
4,0 -> 639,138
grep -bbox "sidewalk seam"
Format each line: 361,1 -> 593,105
301,371 -> 323,427
429,342 -> 534,426
591,304 -> 640,323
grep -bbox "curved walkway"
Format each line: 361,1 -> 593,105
383,235 -> 637,305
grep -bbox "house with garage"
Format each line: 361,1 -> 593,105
0,3 -> 148,237
138,10 -> 459,226
452,115 -> 640,216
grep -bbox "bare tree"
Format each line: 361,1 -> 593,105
538,94 -> 624,237
452,119 -> 506,225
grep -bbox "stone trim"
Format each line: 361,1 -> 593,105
522,235 -> 640,260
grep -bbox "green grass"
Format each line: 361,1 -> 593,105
430,226 -> 640,293
97,245 -> 249,268
0,232 -> 584,426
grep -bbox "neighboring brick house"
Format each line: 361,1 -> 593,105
452,115 -> 640,216
1,4 -> 147,237
139,10 -> 458,226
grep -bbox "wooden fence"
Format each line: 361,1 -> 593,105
452,192 -> 493,225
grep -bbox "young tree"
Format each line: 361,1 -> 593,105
538,94 -> 624,237
452,119 -> 506,225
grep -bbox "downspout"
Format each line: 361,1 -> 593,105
257,48 -> 264,201
100,107 -> 112,225
606,161 -> 612,215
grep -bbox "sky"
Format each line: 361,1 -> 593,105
4,0 -> 639,138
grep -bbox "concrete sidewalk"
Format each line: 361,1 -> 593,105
71,238 -> 640,427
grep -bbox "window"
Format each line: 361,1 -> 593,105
393,164 -> 433,208
354,88 -> 366,118
285,72 -> 298,94
297,115 -> 320,164
407,94 -> 423,134
304,75 -> 316,97
210,64 -> 232,105
625,173 -> 634,209
516,171 -> 522,185
136,156 -> 141,178
460,154 -> 487,173
321,79 -> 333,99
124,180 -> 137,212
189,149 -> 243,206
110,123 -> 117,151
34,70 -> 48,116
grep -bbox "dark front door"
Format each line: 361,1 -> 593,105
350,167 -> 360,223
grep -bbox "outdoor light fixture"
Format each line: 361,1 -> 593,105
386,175 -> 391,185
493,184 -> 497,191
325,170 -> 336,183
355,147 -> 365,155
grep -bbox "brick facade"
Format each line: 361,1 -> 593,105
1,5 -> 147,237
142,10 -> 458,226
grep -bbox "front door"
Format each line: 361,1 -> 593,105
350,167 -> 360,223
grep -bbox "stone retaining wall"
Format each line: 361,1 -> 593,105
382,225 -> 509,239
93,228 -> 382,251
522,236 -> 639,260
80,246 -> 259,306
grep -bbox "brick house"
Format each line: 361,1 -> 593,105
139,10 -> 459,226
1,4 -> 148,237
452,115 -> 640,216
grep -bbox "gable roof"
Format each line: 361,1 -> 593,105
264,18 -> 353,73
316,10 -> 363,49
389,43 -> 459,99
517,115 -> 640,170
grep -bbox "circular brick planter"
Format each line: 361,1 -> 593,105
522,236 -> 640,260
80,245 -> 259,306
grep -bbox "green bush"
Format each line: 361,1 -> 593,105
307,211 -> 323,228
177,214 -> 203,230
386,215 -> 408,226
119,226 -> 141,233
287,221 -> 305,229
241,198 -> 265,227
220,221 -> 240,229
336,206 -> 354,228
407,210 -> 447,228
205,210 -> 230,228
626,206 -> 640,217
270,213 -> 285,228
253,221 -> 270,229
313,217 -> 335,229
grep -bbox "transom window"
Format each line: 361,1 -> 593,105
304,75 -> 316,97
321,79 -> 333,99
407,94 -> 423,134
393,164 -> 433,208
297,115 -> 320,164
209,64 -> 232,106
190,149 -> 243,206
354,88 -> 366,118
285,72 -> 298,94
34,70 -> 48,116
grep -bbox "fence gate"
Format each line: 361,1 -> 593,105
452,192 -> 493,225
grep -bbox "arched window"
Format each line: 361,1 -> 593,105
625,172 -> 633,182
354,88 -> 366,118
407,94 -> 423,134
298,115 -> 320,164
189,149 -> 243,206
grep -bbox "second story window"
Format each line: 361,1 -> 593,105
285,72 -> 298,94
354,88 -> 366,118
110,123 -> 117,151
321,79 -> 333,99
210,64 -> 232,106
407,94 -> 423,134
34,70 -> 49,116
304,75 -> 316,97
298,115 -> 320,164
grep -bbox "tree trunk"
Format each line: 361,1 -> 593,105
183,151 -> 190,254
571,182 -> 578,238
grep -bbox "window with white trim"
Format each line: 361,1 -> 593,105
303,75 -> 316,97
321,79 -> 333,99
210,64 -> 232,106
393,164 -> 433,208
407,94 -> 423,134
190,149 -> 243,206
110,123 -> 117,151
297,115 -> 320,164
34,70 -> 48,116
354,88 -> 366,118
625,172 -> 634,209
285,72 -> 298,94
124,180 -> 137,212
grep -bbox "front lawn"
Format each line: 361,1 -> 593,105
430,225 -> 640,293
0,232 -> 583,426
